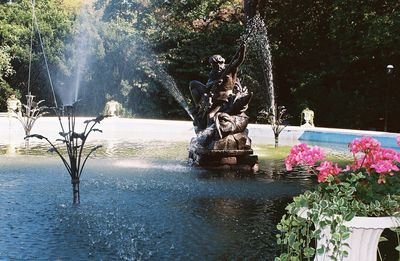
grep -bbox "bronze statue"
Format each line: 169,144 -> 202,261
188,43 -> 258,171
190,44 -> 251,131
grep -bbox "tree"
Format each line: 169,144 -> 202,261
0,45 -> 16,105
0,0 -> 76,109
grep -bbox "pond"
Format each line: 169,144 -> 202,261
0,136 -> 397,260
0,140 -> 316,260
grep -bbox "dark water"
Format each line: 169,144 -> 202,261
0,141 -> 398,260
0,141 -> 342,260
0,141 -> 311,261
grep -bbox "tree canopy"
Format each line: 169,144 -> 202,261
1,0 -> 399,131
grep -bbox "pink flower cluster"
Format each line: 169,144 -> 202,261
349,136 -> 380,154
284,143 -> 325,171
350,137 -> 400,183
285,136 -> 400,184
316,161 -> 343,183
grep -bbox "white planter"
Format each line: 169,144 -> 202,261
298,208 -> 400,261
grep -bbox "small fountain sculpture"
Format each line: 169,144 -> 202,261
13,93 -> 47,138
258,106 -> 290,147
188,43 -> 259,171
26,104 -> 109,204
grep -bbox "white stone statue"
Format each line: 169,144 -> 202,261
104,100 -> 122,117
301,107 -> 315,128
6,94 -> 22,117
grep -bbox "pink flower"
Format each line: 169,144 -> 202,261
371,160 -> 399,174
316,161 -> 342,183
286,136 -> 400,186
349,137 -> 381,154
352,146 -> 400,176
374,148 -> 400,163
285,143 -> 325,171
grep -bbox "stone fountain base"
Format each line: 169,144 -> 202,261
189,148 -> 259,171
188,132 -> 259,172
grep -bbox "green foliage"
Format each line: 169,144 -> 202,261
1,0 -> 399,127
0,45 -> 16,105
0,0 -> 75,109
260,0 -> 400,130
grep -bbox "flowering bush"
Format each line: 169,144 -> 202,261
285,137 -> 400,184
276,136 -> 400,260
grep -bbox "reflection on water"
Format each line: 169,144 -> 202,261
0,140 -> 189,159
0,141 -> 314,260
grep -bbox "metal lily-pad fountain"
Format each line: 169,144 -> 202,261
13,93 -> 47,138
26,104 -> 109,204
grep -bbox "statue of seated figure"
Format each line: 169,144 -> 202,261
189,44 -> 251,133
301,107 -> 315,128
188,43 -> 258,171
188,44 -> 254,150
104,99 -> 122,117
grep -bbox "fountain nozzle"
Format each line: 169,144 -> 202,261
62,104 -> 74,116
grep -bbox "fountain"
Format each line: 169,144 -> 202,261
187,0 -> 281,171
26,104 -> 108,204
2,1 -> 400,260
13,93 -> 47,138
54,3 -> 95,106
188,43 -> 259,171
258,106 -> 291,147
151,60 -> 194,120
248,14 -> 276,118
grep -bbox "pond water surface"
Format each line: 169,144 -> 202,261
0,140 -> 316,260
0,140 -> 397,260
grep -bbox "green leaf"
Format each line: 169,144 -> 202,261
288,234 -> 296,245
320,200 -> 328,209
342,232 -> 350,239
379,236 -> 388,242
344,212 -> 355,221
317,247 -> 325,254
304,247 -> 315,257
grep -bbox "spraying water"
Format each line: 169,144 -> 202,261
246,14 -> 276,123
56,3 -> 96,106
72,13 -> 91,104
151,60 -> 194,120
35,0 -> 193,119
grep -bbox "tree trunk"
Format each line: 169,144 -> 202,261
274,133 -> 279,148
71,179 -> 80,204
